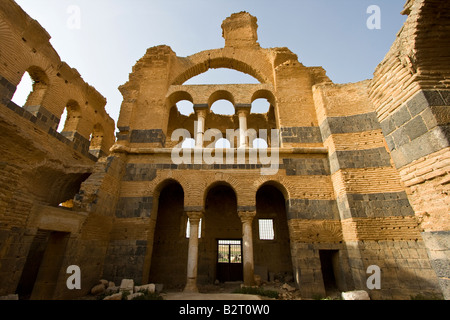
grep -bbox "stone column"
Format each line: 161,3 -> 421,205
235,105 -> 251,148
194,105 -> 208,148
184,211 -> 203,293
238,210 -> 256,286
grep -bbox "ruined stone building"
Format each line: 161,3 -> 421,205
0,0 -> 448,300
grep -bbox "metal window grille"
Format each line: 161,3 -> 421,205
217,240 -> 242,264
186,218 -> 202,238
258,219 -> 274,240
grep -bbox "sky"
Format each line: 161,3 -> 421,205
12,0 -> 407,128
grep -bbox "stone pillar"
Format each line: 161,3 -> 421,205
235,105 -> 251,148
238,210 -> 256,286
194,105 -> 208,148
184,211 -> 203,293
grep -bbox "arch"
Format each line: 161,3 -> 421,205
151,178 -> 186,218
254,183 -> 293,280
59,99 -> 82,132
24,66 -> 49,107
208,90 -> 235,108
153,178 -> 185,207
202,181 -> 242,283
184,68 -> 260,85
176,100 -> 194,116
167,90 -> 194,106
251,98 -> 271,114
256,180 -> 290,205
11,71 -> 33,106
12,66 -> 50,108
148,179 -> 187,288
210,100 -> 235,115
251,89 -> 276,107
203,180 -> 238,210
89,123 -> 105,157
171,52 -> 272,86
166,90 -> 194,116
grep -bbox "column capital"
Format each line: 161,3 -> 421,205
193,104 -> 208,117
238,210 -> 256,223
235,104 -> 251,116
186,211 -> 204,222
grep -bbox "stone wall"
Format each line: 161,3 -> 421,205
0,0 -> 115,299
0,0 -> 447,300
369,0 -> 450,298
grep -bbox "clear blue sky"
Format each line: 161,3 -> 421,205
13,0 -> 407,125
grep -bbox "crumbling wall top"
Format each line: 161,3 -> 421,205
221,11 -> 260,49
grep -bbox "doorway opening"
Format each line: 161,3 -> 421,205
216,239 -> 243,282
148,181 -> 187,289
319,249 -> 341,295
200,183 -> 241,285
254,183 -> 293,282
16,230 -> 70,300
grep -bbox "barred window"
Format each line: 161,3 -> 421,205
258,219 -> 274,240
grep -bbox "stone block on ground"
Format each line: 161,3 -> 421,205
120,279 -> 134,293
341,290 -> 370,300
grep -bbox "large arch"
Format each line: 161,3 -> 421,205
148,179 -> 188,289
253,182 -> 294,283
170,50 -> 274,86
198,181 -> 242,284
202,180 -> 239,208
255,179 -> 291,205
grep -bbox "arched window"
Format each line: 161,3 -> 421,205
56,108 -> 67,132
176,100 -> 194,116
251,98 -> 271,114
58,100 -> 81,133
89,123 -> 104,153
11,67 -> 49,109
211,100 -> 234,115
11,71 -> 33,106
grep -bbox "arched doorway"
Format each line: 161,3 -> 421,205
254,183 -> 293,283
148,181 -> 187,289
198,183 -> 242,284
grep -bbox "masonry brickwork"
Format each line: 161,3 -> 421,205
0,0 -> 448,300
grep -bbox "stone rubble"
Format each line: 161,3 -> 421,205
89,278 -> 161,300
